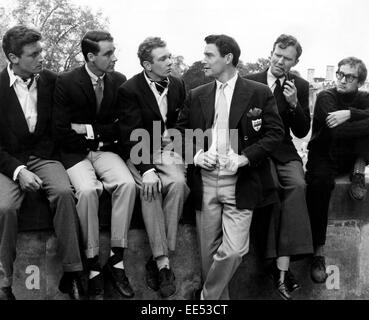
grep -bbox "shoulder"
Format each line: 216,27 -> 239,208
240,76 -> 271,94
244,71 -> 263,81
110,70 -> 127,85
56,66 -> 81,82
189,81 -> 214,97
292,74 -> 309,90
39,68 -> 58,84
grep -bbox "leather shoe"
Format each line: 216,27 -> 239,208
0,287 -> 16,300
88,272 -> 104,300
59,272 -> 85,300
103,263 -> 134,298
285,269 -> 301,292
268,264 -> 292,300
349,173 -> 367,201
311,256 -> 328,283
145,257 -> 159,291
158,268 -> 176,298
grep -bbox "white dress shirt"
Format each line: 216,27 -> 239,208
267,68 -> 285,92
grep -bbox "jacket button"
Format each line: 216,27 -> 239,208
244,136 -> 248,141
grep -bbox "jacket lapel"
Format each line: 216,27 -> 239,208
99,73 -> 114,115
34,71 -> 52,135
229,76 -> 254,129
138,72 -> 163,120
199,82 -> 216,130
78,66 -> 96,115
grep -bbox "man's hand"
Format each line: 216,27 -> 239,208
283,80 -> 298,109
195,150 -> 217,171
326,110 -> 351,128
225,154 -> 249,173
142,171 -> 162,202
71,123 -> 87,135
18,168 -> 43,192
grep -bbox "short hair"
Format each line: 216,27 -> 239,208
137,37 -> 166,67
272,34 -> 302,60
338,57 -> 367,84
81,30 -> 114,62
204,34 -> 241,67
2,25 -> 42,61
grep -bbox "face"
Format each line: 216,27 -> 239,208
147,47 -> 173,80
10,41 -> 43,77
270,44 -> 298,78
336,64 -> 361,93
202,43 -> 228,79
90,40 -> 117,74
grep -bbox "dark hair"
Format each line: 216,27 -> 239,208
272,34 -> 302,60
204,34 -> 240,67
338,57 -> 367,84
137,37 -> 166,67
81,30 -> 114,62
2,25 -> 42,61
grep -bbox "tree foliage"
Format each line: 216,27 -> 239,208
0,0 -> 109,72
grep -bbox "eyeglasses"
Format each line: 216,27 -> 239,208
336,71 -> 359,83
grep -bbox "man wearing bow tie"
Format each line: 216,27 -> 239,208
0,26 -> 84,300
247,34 -> 313,300
117,37 -> 189,298
53,31 -> 136,300
176,34 -> 284,300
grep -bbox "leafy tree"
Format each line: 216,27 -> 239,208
237,58 -> 270,77
0,0 -> 109,72
171,55 -> 189,78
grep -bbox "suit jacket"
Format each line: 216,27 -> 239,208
53,66 -> 126,169
176,76 -> 285,210
246,69 -> 310,163
0,67 -> 57,179
117,71 -> 186,174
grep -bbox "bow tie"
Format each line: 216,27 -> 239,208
151,78 -> 169,95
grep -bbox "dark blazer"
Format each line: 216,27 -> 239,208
246,69 -> 310,163
0,67 -> 57,179
53,66 -> 126,169
176,76 -> 285,210
117,71 -> 186,174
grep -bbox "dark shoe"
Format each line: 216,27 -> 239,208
103,263 -> 134,298
158,268 -> 176,298
0,287 -> 16,300
88,272 -> 104,300
311,256 -> 328,283
349,173 -> 367,201
268,264 -> 292,300
191,288 -> 202,300
145,257 -> 159,291
59,272 -> 85,300
285,269 -> 301,292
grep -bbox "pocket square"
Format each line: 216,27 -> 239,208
247,107 -> 262,118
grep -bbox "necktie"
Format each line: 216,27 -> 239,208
215,83 -> 229,161
154,78 -> 169,95
95,77 -> 104,113
273,78 -> 283,97
22,75 -> 35,90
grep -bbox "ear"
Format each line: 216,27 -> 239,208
87,52 -> 95,63
292,58 -> 299,67
8,53 -> 19,65
142,60 -> 152,72
225,53 -> 234,65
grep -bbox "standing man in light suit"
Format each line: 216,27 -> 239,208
177,34 -> 284,300
53,30 -> 136,300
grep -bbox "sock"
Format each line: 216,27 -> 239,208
276,256 -> 290,272
353,157 -> 366,176
87,256 -> 101,279
109,248 -> 124,269
156,255 -> 170,270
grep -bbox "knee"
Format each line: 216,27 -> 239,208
119,179 -> 136,194
0,200 -> 17,221
291,177 -> 306,191
226,248 -> 246,262
53,185 -> 74,201
167,175 -> 188,194
77,185 -> 99,200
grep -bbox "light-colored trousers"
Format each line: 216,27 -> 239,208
67,151 -> 136,258
127,150 -> 190,258
197,168 -> 253,300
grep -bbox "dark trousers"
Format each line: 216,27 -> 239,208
0,157 -> 83,288
306,138 -> 369,249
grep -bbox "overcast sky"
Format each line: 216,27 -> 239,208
3,0 -> 369,79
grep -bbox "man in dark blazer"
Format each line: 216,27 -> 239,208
176,34 -> 284,300
53,31 -> 136,300
246,34 -> 313,300
0,26 -> 83,300
117,37 -> 189,298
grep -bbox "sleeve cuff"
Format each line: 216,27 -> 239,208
142,168 -> 156,178
85,124 -> 95,140
13,165 -> 26,181
194,149 -> 204,166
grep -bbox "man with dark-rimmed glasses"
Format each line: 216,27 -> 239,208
306,57 -> 369,283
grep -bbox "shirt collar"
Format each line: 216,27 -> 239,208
216,71 -> 238,91
7,63 -> 21,87
267,68 -> 285,86
143,71 -> 169,88
85,64 -> 105,83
